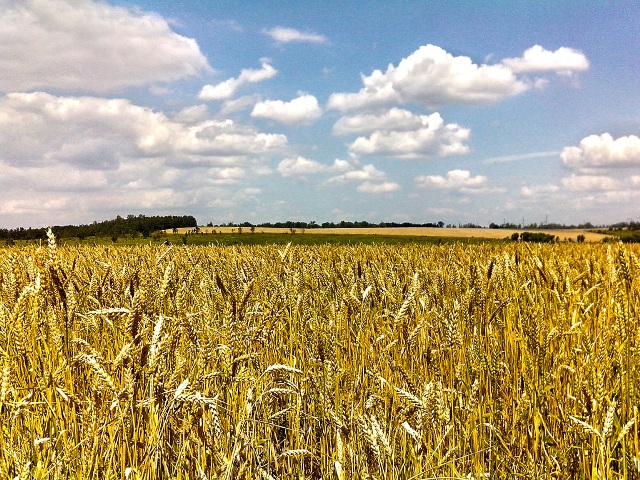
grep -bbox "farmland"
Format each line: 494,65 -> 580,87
0,235 -> 638,478
169,226 -> 611,243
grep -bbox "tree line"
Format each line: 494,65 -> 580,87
0,215 -> 197,241
214,220 -> 447,229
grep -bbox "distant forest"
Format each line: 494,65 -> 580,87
0,215 -> 196,241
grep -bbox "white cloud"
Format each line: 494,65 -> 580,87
172,104 -> 210,124
0,0 -> 210,93
333,107 -> 426,135
251,95 -> 322,124
520,184 -> 560,197
275,156 -> 378,183
327,44 -> 528,111
560,174 -> 621,191
263,27 -> 327,44
560,133 -> 640,169
323,161 -> 398,194
357,181 -> 400,194
328,164 -> 387,184
332,159 -> 351,172
277,156 -> 331,177
176,119 -> 288,158
0,92 -> 287,170
415,170 -> 488,193
502,45 -> 589,75
199,62 -> 277,100
348,112 -> 470,159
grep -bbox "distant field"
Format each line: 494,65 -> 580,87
167,226 -> 610,242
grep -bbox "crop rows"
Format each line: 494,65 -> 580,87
0,235 -> 639,478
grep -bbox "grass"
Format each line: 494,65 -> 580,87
0,232 -> 638,478
166,232 -> 504,246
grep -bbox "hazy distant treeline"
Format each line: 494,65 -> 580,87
226,220 -> 447,229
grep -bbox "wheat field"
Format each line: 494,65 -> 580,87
169,226 -> 610,243
0,232 -> 638,478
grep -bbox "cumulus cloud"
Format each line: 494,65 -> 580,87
0,91 -> 289,226
0,0 -> 210,93
172,104 -> 210,124
0,157 -> 244,228
251,95 -> 322,124
275,156 -> 395,196
327,44 -> 589,111
276,156 -> 332,177
199,62 -> 277,100
502,45 -> 589,75
333,107 -> 426,135
327,164 -> 387,184
321,161 -> 399,194
327,44 -> 528,110
357,181 -> 400,194
560,174 -> 621,191
560,133 -> 640,169
348,112 -> 470,159
263,27 -> 327,44
415,170 -> 488,193
0,92 -> 287,170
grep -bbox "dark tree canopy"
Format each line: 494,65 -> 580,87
0,215 -> 197,241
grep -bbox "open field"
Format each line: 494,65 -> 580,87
0,238 -> 638,478
167,226 -> 611,242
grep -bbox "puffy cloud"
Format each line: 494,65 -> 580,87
178,120 -> 287,158
172,104 -> 210,124
323,161 -> 398,194
560,174 -> 621,191
251,95 -> 322,124
0,92 -> 287,170
560,133 -> 640,169
333,107 -> 425,135
0,158 -> 242,227
274,156 -> 391,196
328,44 -> 589,111
327,164 -> 387,184
357,181 -> 401,194
415,170 -> 488,193
0,0 -> 210,93
332,159 -> 351,172
199,62 -> 277,100
502,45 -> 589,75
327,44 -> 528,111
263,27 -> 327,44
277,156 -> 331,177
348,112 -> 470,159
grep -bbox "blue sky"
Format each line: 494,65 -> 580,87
1,0 -> 639,228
